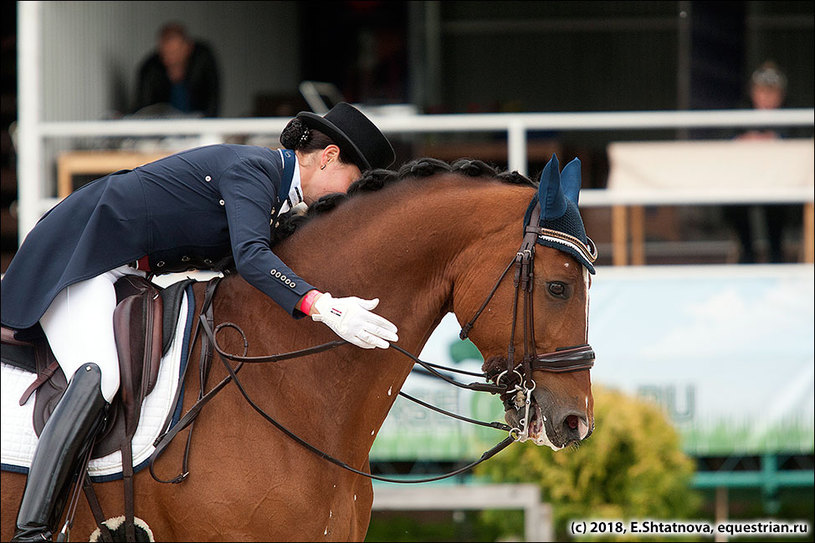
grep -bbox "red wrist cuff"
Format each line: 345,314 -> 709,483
299,290 -> 321,315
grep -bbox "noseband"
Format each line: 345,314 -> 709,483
458,202 -> 595,440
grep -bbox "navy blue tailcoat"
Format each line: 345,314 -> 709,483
1,144 -> 314,331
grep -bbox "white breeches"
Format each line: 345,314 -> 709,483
39,265 -> 146,402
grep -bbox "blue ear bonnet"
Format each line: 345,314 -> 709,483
523,154 -> 597,274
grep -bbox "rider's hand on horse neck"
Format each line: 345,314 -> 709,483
310,292 -> 398,349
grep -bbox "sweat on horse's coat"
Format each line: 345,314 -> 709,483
1,157 -> 596,542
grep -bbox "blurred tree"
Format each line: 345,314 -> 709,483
476,386 -> 701,541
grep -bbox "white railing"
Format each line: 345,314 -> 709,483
371,483 -> 553,542
17,108 -> 814,242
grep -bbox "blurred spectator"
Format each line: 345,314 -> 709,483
134,22 -> 220,117
739,61 -> 788,139
725,61 -> 799,263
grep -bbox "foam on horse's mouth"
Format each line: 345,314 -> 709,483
528,403 -> 563,451
506,400 -> 564,451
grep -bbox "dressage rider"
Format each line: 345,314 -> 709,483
1,102 -> 399,541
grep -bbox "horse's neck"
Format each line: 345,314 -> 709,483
215,177 -> 532,464
281,177 -> 532,350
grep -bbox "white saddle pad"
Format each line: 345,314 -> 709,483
1,288 -> 193,481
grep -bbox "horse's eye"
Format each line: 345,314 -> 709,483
547,282 -> 567,298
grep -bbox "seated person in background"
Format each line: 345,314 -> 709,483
725,61 -> 799,263
134,22 -> 220,117
737,61 -> 787,140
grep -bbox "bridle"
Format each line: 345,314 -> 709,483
148,200 -> 596,483
457,200 -> 595,441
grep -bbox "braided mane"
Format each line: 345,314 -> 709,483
272,157 -> 535,245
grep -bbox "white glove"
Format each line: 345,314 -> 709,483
312,292 -> 398,349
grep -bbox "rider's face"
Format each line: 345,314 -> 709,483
301,147 -> 361,205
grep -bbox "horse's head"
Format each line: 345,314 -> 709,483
454,155 -> 596,451
272,156 -> 596,450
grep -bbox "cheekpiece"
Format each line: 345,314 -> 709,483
523,154 -> 597,274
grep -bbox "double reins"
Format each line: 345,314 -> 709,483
148,281 -> 513,484
150,201 -> 595,483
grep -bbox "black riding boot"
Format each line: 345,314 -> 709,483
12,363 -> 108,542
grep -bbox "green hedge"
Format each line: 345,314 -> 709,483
476,386 -> 701,541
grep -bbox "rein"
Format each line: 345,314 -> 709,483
201,315 -> 515,484
150,200 -> 595,483
148,289 -> 514,485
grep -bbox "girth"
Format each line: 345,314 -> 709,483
1,275 -> 193,543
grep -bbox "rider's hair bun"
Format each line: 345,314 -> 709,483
280,118 -> 311,150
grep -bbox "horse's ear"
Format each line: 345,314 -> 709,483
561,158 -> 581,205
538,154 -> 567,221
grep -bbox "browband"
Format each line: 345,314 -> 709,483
531,226 -> 598,265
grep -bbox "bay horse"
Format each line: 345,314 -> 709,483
1,157 -> 596,541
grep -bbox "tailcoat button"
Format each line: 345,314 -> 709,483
219,199 -> 225,206
181,255 -> 190,262
205,175 -> 212,182
156,261 -> 165,268
204,258 -> 213,265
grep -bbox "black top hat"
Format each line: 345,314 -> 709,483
297,102 -> 395,170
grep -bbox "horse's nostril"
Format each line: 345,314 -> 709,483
565,414 -> 579,430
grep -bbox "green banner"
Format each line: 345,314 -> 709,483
372,265 -> 815,460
